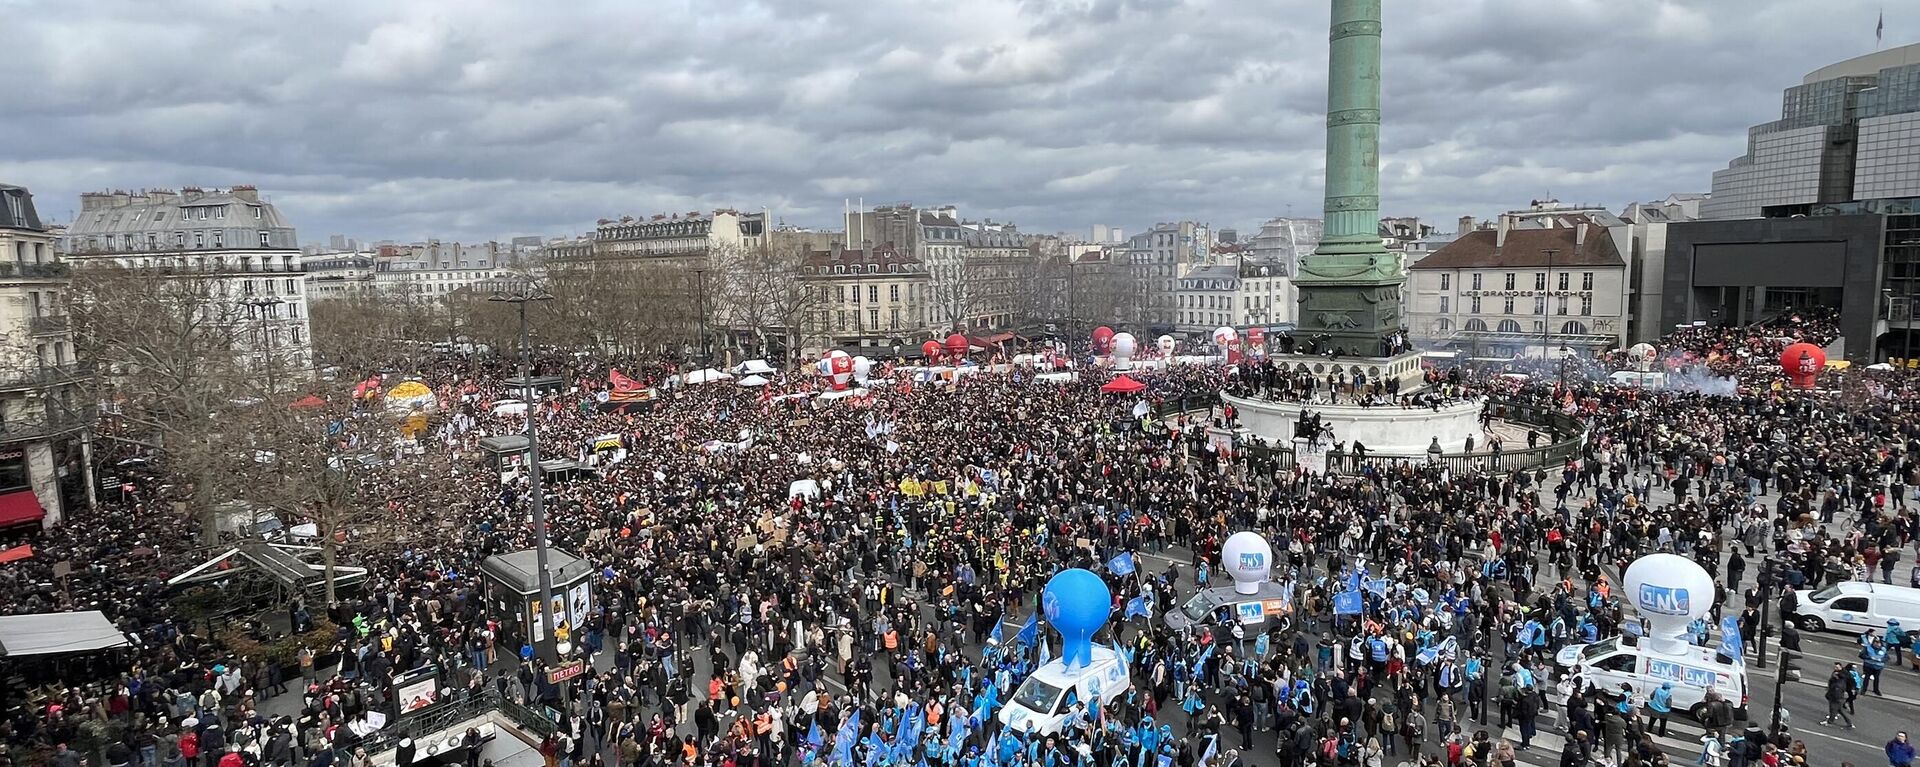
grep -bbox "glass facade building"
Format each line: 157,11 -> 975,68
1704,43 -> 1920,219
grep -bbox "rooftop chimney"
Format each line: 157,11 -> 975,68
1457,215 -> 1474,235
1495,215 -> 1510,249
230,185 -> 259,203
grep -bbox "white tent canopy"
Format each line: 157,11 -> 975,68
737,375 -> 771,387
733,359 -> 778,375
0,610 -> 130,657
683,368 -> 734,385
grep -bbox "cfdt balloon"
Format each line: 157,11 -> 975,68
1779,342 -> 1825,389
1220,532 -> 1273,595
1041,568 -> 1111,669
827,354 -> 854,391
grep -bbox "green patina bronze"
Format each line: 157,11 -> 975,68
1296,0 -> 1405,356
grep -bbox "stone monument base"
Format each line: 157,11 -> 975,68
1224,389 -> 1483,456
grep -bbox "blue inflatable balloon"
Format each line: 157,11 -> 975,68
1042,568 -> 1111,669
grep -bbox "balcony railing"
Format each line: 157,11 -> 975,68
28,314 -> 69,335
0,362 -> 94,392
0,262 -> 71,279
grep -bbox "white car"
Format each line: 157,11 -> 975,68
998,645 -> 1130,735
491,399 -> 528,417
1793,581 -> 1920,634
1554,635 -> 1748,720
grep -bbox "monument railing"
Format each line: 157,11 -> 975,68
1154,393 -> 1586,476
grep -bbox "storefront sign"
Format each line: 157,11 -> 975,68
547,660 -> 587,684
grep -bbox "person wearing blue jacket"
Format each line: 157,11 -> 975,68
1888,620 -> 1908,667
1888,731 -> 1915,767
1863,637 -> 1889,695
1645,682 -> 1674,737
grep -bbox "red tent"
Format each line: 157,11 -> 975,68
1100,375 -> 1146,394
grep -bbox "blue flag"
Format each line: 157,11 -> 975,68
807,722 -> 824,749
833,710 -> 862,766
1189,644 -> 1214,678
1363,577 -> 1389,597
1016,612 -> 1039,647
1125,596 -> 1150,619
1416,645 -> 1440,665
1107,552 -> 1137,577
1333,590 -> 1364,616
990,619 -> 1005,645
1719,615 -> 1745,665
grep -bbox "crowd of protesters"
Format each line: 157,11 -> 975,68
0,307 -> 1916,767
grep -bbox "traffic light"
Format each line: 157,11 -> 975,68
1771,649 -> 1802,735
1779,649 -> 1801,677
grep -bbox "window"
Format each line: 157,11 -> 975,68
285,278 -> 296,294
258,231 -> 271,247
1471,273 -> 1482,290
212,230 -> 223,247
1580,295 -> 1592,316
868,285 -> 878,303
1561,320 -> 1589,335
1502,296 -> 1514,314
1557,296 -> 1569,315
890,308 -> 900,328
1534,273 -> 1546,290
147,233 -> 157,249
1582,272 -> 1594,291
868,309 -> 879,326
1438,296 -> 1449,313
173,232 -> 184,247
1464,318 -> 1487,331
199,208 -> 209,220
1504,273 -> 1515,290
1470,296 -> 1481,313
216,206 -> 226,219
1498,319 -> 1522,333
253,206 -> 262,219
1558,273 -> 1570,291
1439,274 -> 1450,290
193,231 -> 205,247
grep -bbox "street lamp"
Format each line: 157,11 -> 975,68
487,278 -> 561,663
1427,437 -> 1444,465
243,296 -> 284,393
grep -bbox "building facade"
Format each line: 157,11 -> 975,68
60,187 -> 314,379
797,243 -> 929,356
1409,215 -> 1628,357
1125,221 -> 1210,331
1175,265 -> 1239,337
1704,43 -> 1920,219
0,184 -> 92,529
303,252 -> 377,298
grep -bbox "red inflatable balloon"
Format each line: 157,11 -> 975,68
1779,342 -> 1826,389
944,333 -> 969,357
828,353 -> 854,391
921,340 -> 942,360
1091,326 -> 1115,354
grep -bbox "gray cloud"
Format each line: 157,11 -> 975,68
0,0 -> 1899,242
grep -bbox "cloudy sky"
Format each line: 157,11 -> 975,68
0,0 -> 1900,243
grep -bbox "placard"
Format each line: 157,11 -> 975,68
1235,601 -> 1266,625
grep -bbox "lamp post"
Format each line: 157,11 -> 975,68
487,279 -> 562,664
1541,248 -> 1559,368
243,296 -> 284,393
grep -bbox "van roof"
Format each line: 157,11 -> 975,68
1833,581 -> 1920,599
1027,645 -> 1121,687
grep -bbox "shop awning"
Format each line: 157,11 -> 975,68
0,491 -> 44,529
0,610 -> 130,657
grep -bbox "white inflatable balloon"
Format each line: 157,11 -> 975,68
1212,326 -> 1238,348
1111,332 -> 1137,360
852,356 -> 873,383
1220,531 -> 1273,595
1156,335 -> 1176,356
1622,553 -> 1715,656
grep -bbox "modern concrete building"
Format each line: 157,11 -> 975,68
0,183 -> 92,529
1124,221 -> 1210,331
60,187 -> 313,379
1618,194 -> 1706,343
1409,214 -> 1629,357
1704,43 -> 1920,219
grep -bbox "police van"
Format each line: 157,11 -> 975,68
1553,635 -> 1749,720
998,645 -> 1131,735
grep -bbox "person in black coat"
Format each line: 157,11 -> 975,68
394,738 -> 414,767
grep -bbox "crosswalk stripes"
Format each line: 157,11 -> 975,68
1490,693 -> 1721,767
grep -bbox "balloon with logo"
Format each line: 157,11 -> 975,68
851,356 -> 873,384
1622,553 -> 1714,656
1779,342 -> 1825,389
1156,334 -> 1176,357
1212,326 -> 1238,350
1110,332 -> 1137,363
944,333 -> 970,360
827,353 -> 854,391
1091,326 -> 1115,355
920,340 -> 942,361
1041,568 -> 1110,669
1246,326 -> 1268,358
1220,531 -> 1273,595
1626,343 -> 1657,373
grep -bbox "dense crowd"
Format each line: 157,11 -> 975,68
2,309 -> 1918,767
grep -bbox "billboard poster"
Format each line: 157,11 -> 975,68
567,582 -> 592,635
529,599 -> 545,642
550,594 -> 571,645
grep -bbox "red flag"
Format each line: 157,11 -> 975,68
609,369 -> 643,392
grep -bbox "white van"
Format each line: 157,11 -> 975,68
1792,581 -> 1920,634
998,645 -> 1131,735
1554,636 -> 1748,720
1608,371 -> 1667,389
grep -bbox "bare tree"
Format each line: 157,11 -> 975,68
712,242 -> 819,364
